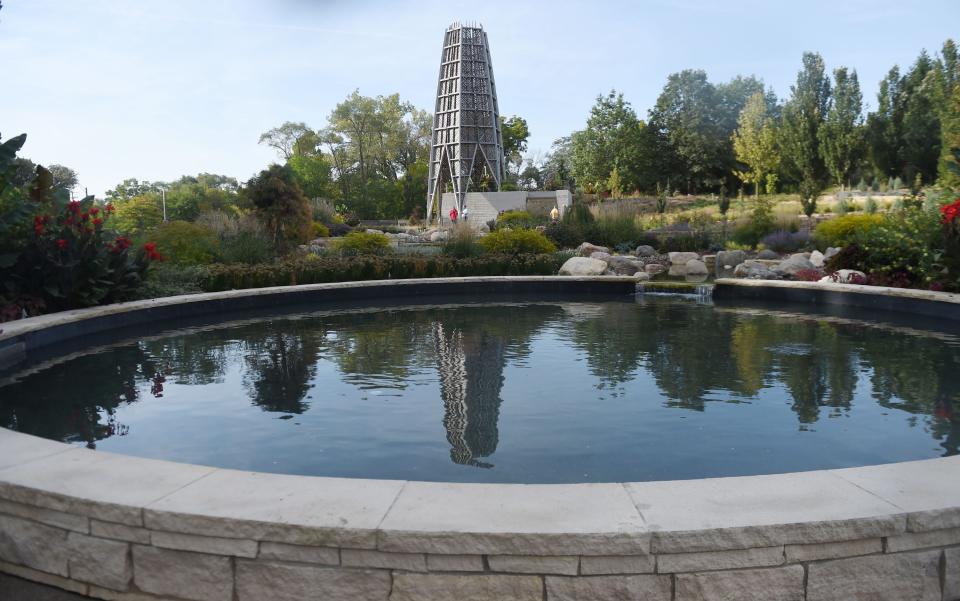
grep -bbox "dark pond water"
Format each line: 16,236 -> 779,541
1,296 -> 958,483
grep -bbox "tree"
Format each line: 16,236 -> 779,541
732,91 -> 780,198
867,67 -> 903,178
500,115 -> 530,186
899,51 -> 941,184
244,164 -> 311,254
940,86 -> 960,187
288,154 -> 336,200
819,67 -> 865,190
112,195 -> 164,234
569,91 -> 642,193
10,158 -> 36,188
648,71 -> 770,193
781,52 -> 831,216
47,164 -> 78,194
258,122 -> 317,160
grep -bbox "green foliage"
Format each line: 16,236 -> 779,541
331,231 -> 392,255
146,221 -> 219,266
479,229 -> 556,255
732,90 -> 780,196
543,220 -> 585,249
814,213 -> 885,247
819,67 -> 865,189
827,208 -> 945,286
582,216 -> 643,249
569,91 -> 644,192
718,183 -> 731,216
563,202 -> 595,226
864,196 -> 878,213
731,197 -> 776,247
134,263 -> 207,299
200,254 -> 565,292
220,230 -> 273,265
496,210 -> 538,230
245,163 -> 312,254
311,222 -> 330,238
781,53 -> 831,215
112,195 -> 163,235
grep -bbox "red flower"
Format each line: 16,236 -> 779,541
109,235 -> 132,254
89,207 -> 100,216
104,203 -> 115,214
68,200 -> 81,213
56,239 -> 67,249
93,218 -> 104,226
142,241 -> 164,261
33,214 -> 49,236
942,199 -> 960,224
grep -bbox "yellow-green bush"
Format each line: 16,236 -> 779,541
480,228 -> 556,255
331,231 -> 392,255
814,214 -> 884,248
311,222 -> 330,238
147,220 -> 219,265
496,210 -> 537,229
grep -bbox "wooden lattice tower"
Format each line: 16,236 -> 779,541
426,22 -> 505,222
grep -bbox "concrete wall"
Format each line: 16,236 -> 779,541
1,278 -> 959,601
438,190 -> 571,227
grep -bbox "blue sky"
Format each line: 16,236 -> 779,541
2,0 -> 957,197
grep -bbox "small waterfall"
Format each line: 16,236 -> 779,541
635,281 -> 714,303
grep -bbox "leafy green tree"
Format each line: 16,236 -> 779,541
940,86 -> 960,187
819,67 -> 865,190
112,195 -> 163,234
500,115 -> 530,186
244,164 -> 311,254
287,154 -> 336,200
899,51 -> 942,184
258,121 -> 318,160
867,67 -> 903,178
732,91 -> 780,197
781,52 -> 831,216
569,91 -> 642,193
47,164 -> 78,194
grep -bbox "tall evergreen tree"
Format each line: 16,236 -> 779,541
781,53 -> 831,216
819,67 -> 865,190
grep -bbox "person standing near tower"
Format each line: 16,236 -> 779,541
462,206 -> 470,222
449,206 -> 458,224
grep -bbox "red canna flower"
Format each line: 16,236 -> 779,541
89,206 -> 100,216
104,203 -> 115,214
56,239 -> 67,249
68,200 -> 81,213
93,218 -> 104,226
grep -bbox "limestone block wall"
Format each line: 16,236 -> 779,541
1,426 -> 958,601
1,278 -> 959,601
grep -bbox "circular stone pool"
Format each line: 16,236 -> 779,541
2,291 -> 957,483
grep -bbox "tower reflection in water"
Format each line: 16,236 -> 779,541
433,322 -> 507,468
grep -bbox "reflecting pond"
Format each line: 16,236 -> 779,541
1,296 -> 957,483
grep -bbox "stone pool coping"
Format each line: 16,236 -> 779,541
1,276 -> 959,600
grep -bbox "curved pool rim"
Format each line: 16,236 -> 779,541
1,276 -> 958,601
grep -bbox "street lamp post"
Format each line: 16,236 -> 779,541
158,186 -> 167,222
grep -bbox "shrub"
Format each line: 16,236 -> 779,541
200,254 -> 564,291
814,214 -> 884,248
543,220 -> 583,249
480,228 -> 556,255
311,222 -> 330,238
219,230 -> 272,264
826,208 -> 945,287
147,221 -> 219,265
496,210 -> 537,230
581,216 -> 641,248
309,198 -> 339,224
331,231 -> 392,255
134,263 -> 207,299
864,196 -> 878,214
760,230 -> 811,253
441,224 -> 484,258
563,202 -> 595,226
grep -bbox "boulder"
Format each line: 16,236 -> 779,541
716,250 -> 746,269
635,245 -> 657,257
809,250 -> 825,268
819,269 -> 867,284
365,229 -> 384,235
757,249 -> 779,260
645,263 -> 667,275
559,257 -> 608,276
668,251 -> 699,265
590,251 -> 612,262
824,246 -> 840,259
734,260 -> 776,279
685,259 -> 708,276
429,230 -> 449,242
606,256 -> 643,275
577,242 -> 610,257
776,254 -> 815,275
634,272 -> 651,281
